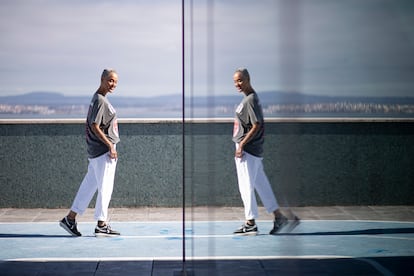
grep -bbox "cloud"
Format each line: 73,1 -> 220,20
0,0 -> 182,97
1,0 -> 414,98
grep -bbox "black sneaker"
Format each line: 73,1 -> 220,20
285,216 -> 301,232
59,216 -> 82,237
233,223 -> 258,235
269,215 -> 288,235
94,224 -> 120,237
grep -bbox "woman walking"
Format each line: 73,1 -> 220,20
232,68 -> 299,235
60,68 -> 121,237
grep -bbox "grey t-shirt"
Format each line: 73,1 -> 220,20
85,93 -> 120,158
232,92 -> 265,157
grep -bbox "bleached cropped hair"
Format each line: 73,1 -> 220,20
235,68 -> 250,81
101,68 -> 117,79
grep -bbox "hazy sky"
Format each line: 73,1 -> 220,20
1,0 -> 414,98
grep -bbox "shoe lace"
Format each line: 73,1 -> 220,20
66,217 -> 76,228
98,218 -> 113,232
274,217 -> 288,229
106,224 -> 112,232
243,223 -> 255,231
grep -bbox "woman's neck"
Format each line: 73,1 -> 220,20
243,87 -> 255,95
96,88 -> 108,96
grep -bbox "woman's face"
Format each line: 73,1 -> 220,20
233,72 -> 248,93
103,73 -> 118,93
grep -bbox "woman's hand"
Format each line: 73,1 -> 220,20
91,123 -> 117,160
235,123 -> 260,158
235,144 -> 244,158
108,144 -> 118,160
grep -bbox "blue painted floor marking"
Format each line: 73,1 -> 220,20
0,220 -> 413,261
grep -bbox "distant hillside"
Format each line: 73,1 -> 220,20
0,92 -> 87,106
1,91 -> 414,107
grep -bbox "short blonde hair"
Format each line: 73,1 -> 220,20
101,68 -> 117,79
235,68 -> 250,82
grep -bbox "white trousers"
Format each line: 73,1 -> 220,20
235,144 -> 279,220
71,152 -> 117,221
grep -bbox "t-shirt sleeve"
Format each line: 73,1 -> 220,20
246,99 -> 260,125
90,97 -> 105,126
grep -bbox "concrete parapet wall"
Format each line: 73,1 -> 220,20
0,118 -> 413,208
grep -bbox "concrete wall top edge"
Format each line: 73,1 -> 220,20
1,117 -> 414,124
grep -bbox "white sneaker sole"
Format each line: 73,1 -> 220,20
233,231 -> 259,236
94,232 -> 121,238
